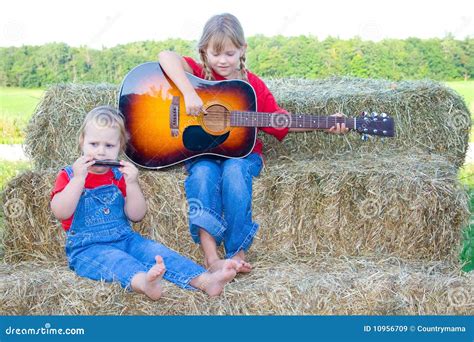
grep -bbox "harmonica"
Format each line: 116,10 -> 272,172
93,160 -> 122,167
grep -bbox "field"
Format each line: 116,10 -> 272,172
0,87 -> 44,144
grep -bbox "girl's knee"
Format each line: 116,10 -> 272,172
222,154 -> 262,179
188,161 -> 221,181
222,159 -> 248,179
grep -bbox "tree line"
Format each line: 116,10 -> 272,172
0,35 -> 472,88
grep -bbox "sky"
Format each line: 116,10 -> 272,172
1,0 -> 473,49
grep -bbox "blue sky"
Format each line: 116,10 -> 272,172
1,0 -> 473,48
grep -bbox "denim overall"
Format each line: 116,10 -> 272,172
63,166 -> 205,290
184,153 -> 263,258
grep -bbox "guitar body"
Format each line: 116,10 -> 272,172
119,62 -> 257,169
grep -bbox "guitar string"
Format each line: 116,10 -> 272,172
196,111 -> 388,129
197,109 -> 387,121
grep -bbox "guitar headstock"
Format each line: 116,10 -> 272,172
355,112 -> 395,138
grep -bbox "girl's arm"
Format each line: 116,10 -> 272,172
158,51 -> 203,115
51,156 -> 94,220
158,51 -> 194,90
119,161 -> 147,222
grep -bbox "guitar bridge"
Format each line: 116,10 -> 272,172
169,96 -> 180,137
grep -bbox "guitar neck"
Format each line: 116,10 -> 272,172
230,111 -> 356,130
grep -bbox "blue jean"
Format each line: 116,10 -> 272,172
184,153 -> 263,258
63,166 -> 206,290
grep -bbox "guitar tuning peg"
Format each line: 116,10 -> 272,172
371,112 -> 378,117
381,112 -> 387,118
361,111 -> 368,117
361,133 -> 369,141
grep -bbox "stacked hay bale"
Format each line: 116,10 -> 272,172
1,78 -> 472,314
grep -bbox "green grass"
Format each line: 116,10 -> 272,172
0,87 -> 44,144
459,163 -> 474,272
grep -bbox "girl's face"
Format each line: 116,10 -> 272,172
81,122 -> 121,174
205,39 -> 245,79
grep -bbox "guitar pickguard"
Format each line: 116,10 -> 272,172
183,126 -> 230,152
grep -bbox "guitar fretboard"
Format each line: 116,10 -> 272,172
230,111 -> 356,130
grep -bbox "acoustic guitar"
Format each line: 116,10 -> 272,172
118,62 -> 394,169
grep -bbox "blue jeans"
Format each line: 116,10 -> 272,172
184,153 -> 263,258
63,166 -> 206,290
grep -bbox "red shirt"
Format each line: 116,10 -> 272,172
50,169 -> 127,231
183,57 -> 289,156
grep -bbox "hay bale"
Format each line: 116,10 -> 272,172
265,78 -> 471,168
24,78 -> 471,171
2,150 -> 469,263
1,257 -> 472,315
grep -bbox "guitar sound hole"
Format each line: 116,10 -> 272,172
202,104 -> 230,134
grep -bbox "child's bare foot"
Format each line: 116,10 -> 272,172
131,256 -> 166,300
231,250 -> 252,273
191,259 -> 238,297
205,258 -> 231,272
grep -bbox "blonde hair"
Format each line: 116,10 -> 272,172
78,106 -> 129,151
198,13 -> 248,81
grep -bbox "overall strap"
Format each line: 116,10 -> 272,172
111,167 -> 123,180
63,166 -> 74,180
